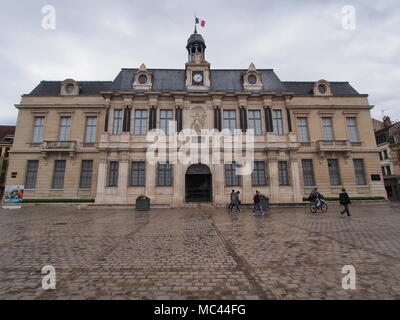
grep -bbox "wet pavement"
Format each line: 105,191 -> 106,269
0,203 -> 399,300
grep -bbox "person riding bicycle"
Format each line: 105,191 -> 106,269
308,188 -> 324,208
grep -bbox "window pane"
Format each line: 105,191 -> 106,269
328,159 -> 341,185
134,110 -> 148,135
353,159 -> 366,185
59,117 -> 71,141
278,161 -> 289,185
273,110 -> 284,135
158,163 -> 172,186
297,117 -> 310,142
130,162 -> 145,186
223,110 -> 237,132
248,110 -> 262,134
84,117 -> 97,143
225,163 -> 239,186
302,159 -> 315,186
347,117 -> 359,142
252,161 -> 267,186
25,160 -> 39,189
113,110 -> 123,134
33,117 -> 44,143
108,161 -> 119,187
160,110 -> 173,135
322,117 -> 334,140
79,160 -> 93,188
52,160 -> 66,189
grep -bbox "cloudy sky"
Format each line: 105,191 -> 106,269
0,0 -> 399,125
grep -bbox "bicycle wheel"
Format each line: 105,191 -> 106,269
321,203 -> 328,213
309,203 -> 317,213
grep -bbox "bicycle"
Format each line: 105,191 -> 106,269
309,198 -> 328,214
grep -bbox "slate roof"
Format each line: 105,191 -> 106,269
25,70 -> 364,96
29,81 -> 113,96
283,81 -> 362,96
0,126 -> 15,145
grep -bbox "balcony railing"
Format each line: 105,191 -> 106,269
41,141 -> 77,155
316,140 -> 352,152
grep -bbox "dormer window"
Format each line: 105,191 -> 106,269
318,84 -> 326,94
243,63 -> 263,91
65,83 -> 75,94
313,80 -> 332,96
132,64 -> 153,90
248,74 -> 257,85
61,79 -> 79,96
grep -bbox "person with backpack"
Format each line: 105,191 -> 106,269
339,188 -> 351,217
252,191 -> 265,216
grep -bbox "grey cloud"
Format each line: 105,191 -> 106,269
0,0 -> 399,125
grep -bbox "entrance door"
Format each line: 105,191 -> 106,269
185,164 -> 212,202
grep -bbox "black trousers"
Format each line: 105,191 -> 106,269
340,204 -> 351,216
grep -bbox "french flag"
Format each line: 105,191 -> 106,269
195,17 -> 206,27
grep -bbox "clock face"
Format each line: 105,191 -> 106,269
193,72 -> 203,84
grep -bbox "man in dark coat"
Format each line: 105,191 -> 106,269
339,188 -> 351,216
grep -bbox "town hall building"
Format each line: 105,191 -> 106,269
5,29 -> 386,206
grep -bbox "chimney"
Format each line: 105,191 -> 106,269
383,116 -> 391,128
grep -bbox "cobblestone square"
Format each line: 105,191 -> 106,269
0,203 -> 399,300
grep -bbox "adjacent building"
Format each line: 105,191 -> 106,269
0,126 -> 15,199
5,30 -> 386,206
374,116 -> 400,200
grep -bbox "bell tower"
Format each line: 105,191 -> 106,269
186,26 -> 206,62
185,28 -> 210,91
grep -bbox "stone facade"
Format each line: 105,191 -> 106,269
5,30 -> 386,206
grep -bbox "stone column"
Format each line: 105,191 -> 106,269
290,152 -> 303,203
213,163 -> 225,206
241,173 -> 253,204
268,151 -> 279,203
95,156 -> 107,204
146,163 -> 156,201
116,152 -> 128,204
172,163 -> 184,207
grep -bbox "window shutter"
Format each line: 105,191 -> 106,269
214,107 -> 222,131
264,107 -> 273,132
104,108 -> 109,132
175,107 -> 182,132
287,109 -> 292,132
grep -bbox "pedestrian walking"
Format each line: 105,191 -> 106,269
228,190 -> 235,210
231,191 -> 241,213
252,191 -> 265,216
339,188 -> 351,217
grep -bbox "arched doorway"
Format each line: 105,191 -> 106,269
185,164 -> 212,202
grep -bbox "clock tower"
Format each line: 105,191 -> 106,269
185,27 -> 210,91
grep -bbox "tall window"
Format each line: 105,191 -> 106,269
302,159 -> 315,186
383,150 -> 389,159
32,117 -> 45,143
108,161 -> 119,187
225,163 -> 240,186
223,110 -> 237,132
347,117 -> 359,142
328,159 -> 341,186
297,117 -> 310,142
25,160 -> 39,189
278,161 -> 289,185
158,163 -> 172,186
273,110 -> 284,135
386,166 -> 392,176
84,117 -> 97,143
353,159 -> 366,185
252,161 -> 267,186
134,110 -> 148,135
160,110 -> 173,135
130,162 -> 145,186
113,110 -> 123,134
79,160 -> 93,188
58,117 -> 71,141
322,117 -> 334,140
248,110 -> 262,134
52,160 -> 66,189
